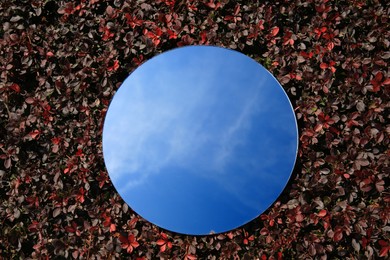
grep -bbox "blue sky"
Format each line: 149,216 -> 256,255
102,46 -> 298,235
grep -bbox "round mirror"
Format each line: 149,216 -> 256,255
102,46 -> 298,235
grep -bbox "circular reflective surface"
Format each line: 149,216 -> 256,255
103,46 -> 298,235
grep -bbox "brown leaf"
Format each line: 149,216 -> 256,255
352,239 -> 360,252
356,101 -> 365,112
53,207 -> 61,218
13,208 -> 21,219
375,180 -> 385,192
4,158 -> 11,169
25,97 -> 35,104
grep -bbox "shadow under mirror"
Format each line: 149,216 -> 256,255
102,46 -> 298,235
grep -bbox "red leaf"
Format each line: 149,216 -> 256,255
379,246 -> 389,257
296,213 -> 304,222
185,254 -> 197,260
318,209 -> 327,217
205,1 -> 215,9
323,85 -> 329,93
156,239 -> 165,246
271,26 -> 279,36
29,130 -> 40,139
128,217 -> 139,228
119,235 -> 127,244
333,230 -> 343,242
260,227 -> 269,235
200,31 -> 207,43
110,223 -> 116,232
9,83 -> 20,93
51,137 -> 61,145
374,71 -> 383,82
131,240 -> 139,248
65,226 -> 76,233
233,4 -> 240,16
327,42 -> 334,50
28,220 -> 40,232
314,124 -> 323,132
320,63 -> 328,69
75,148 -> 84,157
107,60 -> 120,71
125,14 -> 143,28
383,78 -> 390,85
167,29 -> 178,39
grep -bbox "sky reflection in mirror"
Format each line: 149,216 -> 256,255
103,46 -> 298,235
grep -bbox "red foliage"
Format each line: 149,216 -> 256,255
0,0 -> 388,259
156,232 -> 172,252
119,233 -> 140,253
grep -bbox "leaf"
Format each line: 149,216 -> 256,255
320,63 -> 328,69
52,144 -> 59,153
106,5 -> 114,16
318,209 -> 327,217
320,168 -> 330,175
4,158 -> 11,169
352,239 -> 360,252
205,1 -> 215,9
375,180 -> 385,192
29,130 -> 40,139
314,124 -> 323,132
333,230 -> 343,242
110,223 -> 116,232
25,97 -> 35,104
356,101 -> 365,112
72,250 -> 79,259
295,214 -> 304,222
53,207 -> 61,218
10,16 -> 23,22
9,83 -> 21,93
185,254 -> 197,260
373,71 -> 383,82
14,208 -> 21,219
271,26 -> 279,36
260,227 -> 269,235
107,60 -> 120,71
379,246 -> 389,257
233,4 -> 240,16
156,239 -> 165,246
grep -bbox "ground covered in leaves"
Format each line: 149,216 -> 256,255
0,0 -> 389,259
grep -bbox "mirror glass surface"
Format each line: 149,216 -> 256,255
103,46 -> 298,235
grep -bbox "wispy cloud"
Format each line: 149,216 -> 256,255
102,46 -> 298,232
